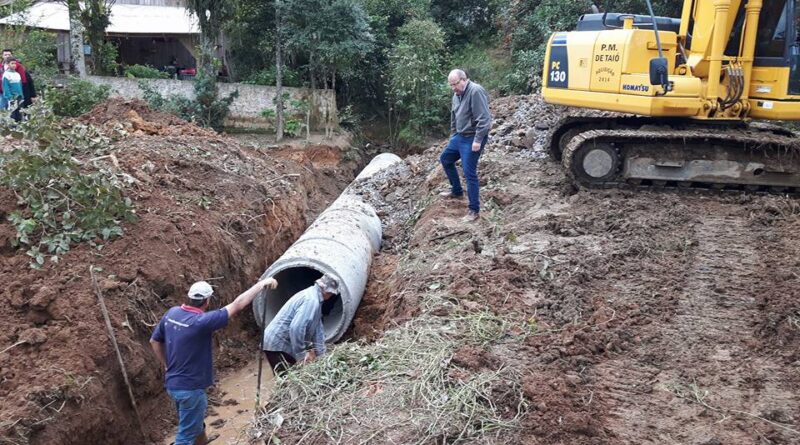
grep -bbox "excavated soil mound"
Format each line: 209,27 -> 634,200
78,98 -> 219,137
345,94 -> 800,444
0,123 -> 356,444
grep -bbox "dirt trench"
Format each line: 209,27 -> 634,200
4,95 -> 800,445
0,100 -> 361,445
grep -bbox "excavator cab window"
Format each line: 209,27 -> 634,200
742,0 -> 800,95
754,0 -> 790,58
725,1 -> 789,60
790,0 -> 800,94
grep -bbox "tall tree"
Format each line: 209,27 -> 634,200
81,0 -> 116,75
387,18 -> 447,145
283,0 -> 374,90
65,0 -> 87,77
184,0 -> 233,72
430,0 -> 502,44
275,0 -> 284,141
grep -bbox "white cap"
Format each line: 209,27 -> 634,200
187,281 -> 214,300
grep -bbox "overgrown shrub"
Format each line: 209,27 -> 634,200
0,104 -> 136,268
244,67 -> 302,87
284,118 -> 302,137
140,63 -> 238,131
124,64 -> 168,79
337,104 -> 361,134
95,41 -> 120,76
449,42 -> 514,94
46,78 -> 111,117
388,19 -> 449,146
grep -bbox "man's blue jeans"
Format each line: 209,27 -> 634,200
440,133 -> 486,213
167,388 -> 207,445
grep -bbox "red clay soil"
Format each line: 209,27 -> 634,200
346,95 -> 800,444
77,98 -> 219,137
0,102 -> 356,445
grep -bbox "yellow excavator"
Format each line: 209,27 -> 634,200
542,0 -> 800,191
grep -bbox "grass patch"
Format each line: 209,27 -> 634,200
253,297 -> 527,444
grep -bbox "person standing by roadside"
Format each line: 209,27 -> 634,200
0,49 -> 29,111
439,69 -> 492,222
2,59 -> 24,122
261,274 -> 339,375
150,277 -> 278,445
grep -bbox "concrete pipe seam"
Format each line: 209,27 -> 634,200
254,153 -> 403,342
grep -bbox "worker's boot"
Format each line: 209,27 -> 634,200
438,190 -> 464,200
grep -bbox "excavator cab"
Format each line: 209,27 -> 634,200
727,0 -> 800,95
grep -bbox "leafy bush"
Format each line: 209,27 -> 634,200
244,67 -> 302,87
449,42 -> 514,94
284,118 -> 302,137
388,19 -> 449,146
125,64 -> 169,79
46,78 -> 111,117
140,62 -> 238,131
337,104 -> 361,133
96,41 -> 120,76
0,103 -> 136,268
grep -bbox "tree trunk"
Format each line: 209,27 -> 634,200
199,35 -> 215,76
67,0 -> 87,77
310,52 -> 316,90
275,0 -> 284,142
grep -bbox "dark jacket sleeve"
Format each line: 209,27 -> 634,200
23,71 -> 36,105
450,95 -> 457,135
470,85 -> 492,141
16,63 -> 27,84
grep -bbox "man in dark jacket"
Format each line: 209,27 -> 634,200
440,69 -> 492,222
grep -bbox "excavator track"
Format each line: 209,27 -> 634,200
552,117 -> 800,193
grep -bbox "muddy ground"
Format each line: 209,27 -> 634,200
3,94 -> 800,445
0,99 -> 358,445
342,95 -> 800,444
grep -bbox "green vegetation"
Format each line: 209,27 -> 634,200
0,104 -> 135,269
140,60 -> 238,132
0,0 -> 689,146
243,67 -> 302,87
124,64 -> 169,79
46,78 -> 111,117
388,18 -> 449,146
0,1 -> 58,78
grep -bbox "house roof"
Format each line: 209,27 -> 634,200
0,2 -> 200,35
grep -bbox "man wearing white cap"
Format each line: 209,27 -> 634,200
150,276 -> 277,445
262,274 -> 339,374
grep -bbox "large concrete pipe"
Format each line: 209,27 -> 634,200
253,153 -> 403,342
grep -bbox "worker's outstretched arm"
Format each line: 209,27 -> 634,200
224,277 -> 278,318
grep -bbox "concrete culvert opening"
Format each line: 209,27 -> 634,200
259,266 -> 344,339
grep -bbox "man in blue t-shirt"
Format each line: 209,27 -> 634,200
150,276 -> 278,445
